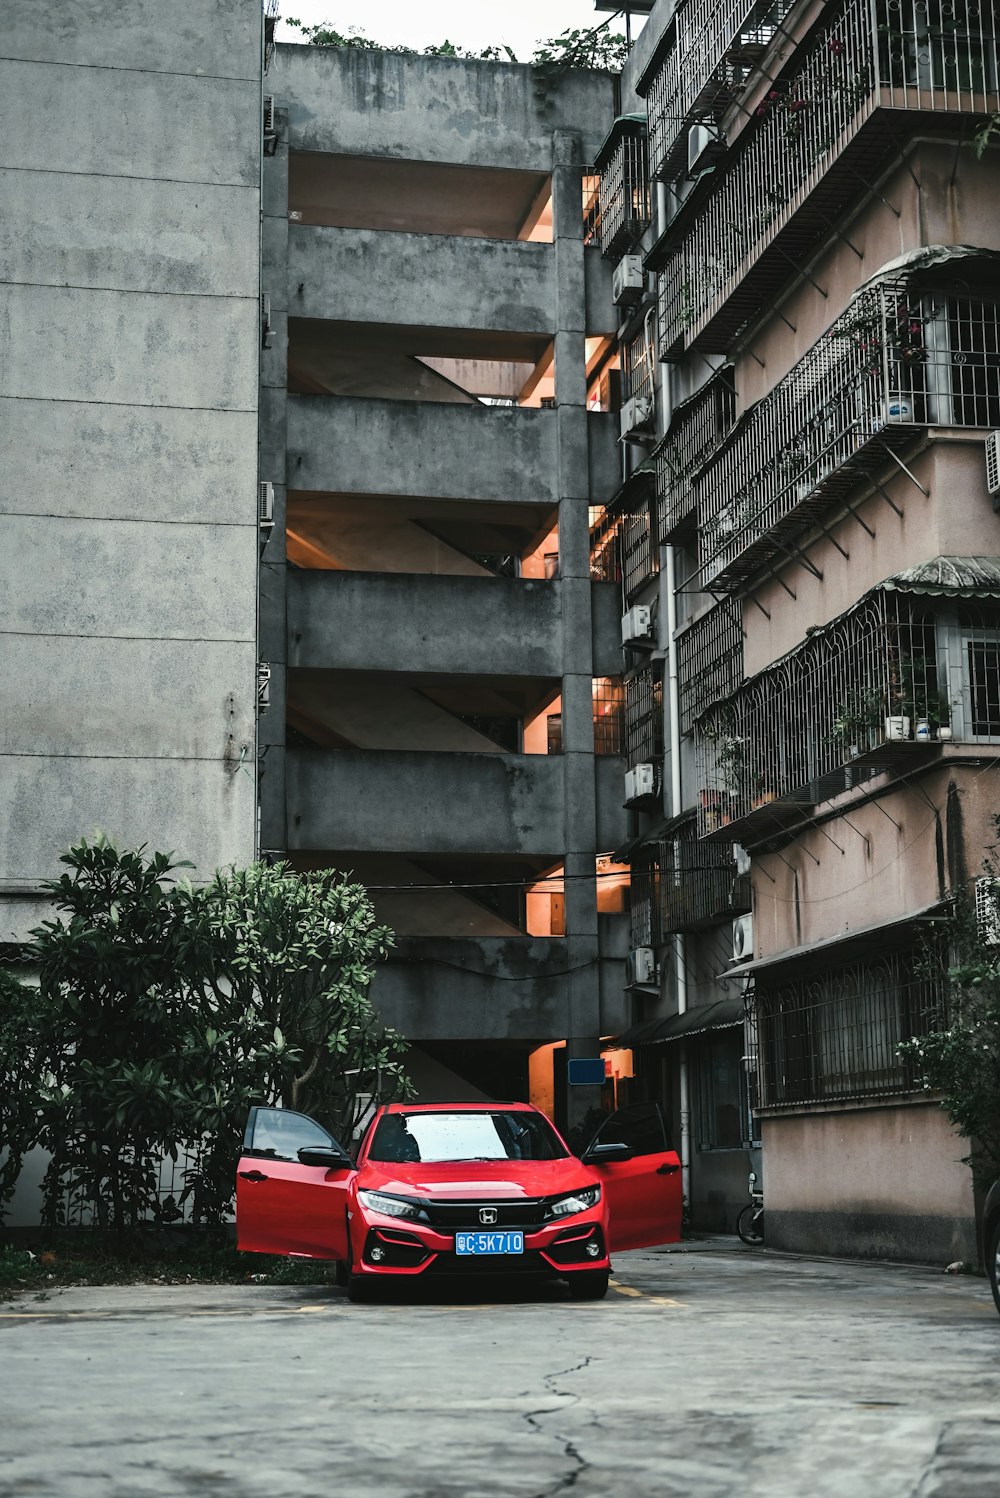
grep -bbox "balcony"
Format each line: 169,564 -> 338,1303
639,0 -> 798,183
656,369 -> 736,543
657,0 -> 1000,355
694,571 -> 1000,843
691,279 -> 1000,593
595,115 -> 651,260
677,599 -> 744,735
625,665 -> 664,768
630,819 -> 749,942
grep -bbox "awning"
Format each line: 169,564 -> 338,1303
614,996 -> 745,1049
881,556 -> 1000,600
725,900 -> 950,984
594,113 -> 649,170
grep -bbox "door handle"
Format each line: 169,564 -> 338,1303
656,1163 -> 680,1175
239,1170 -> 268,1183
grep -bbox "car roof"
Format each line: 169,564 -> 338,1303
381,1101 -> 538,1114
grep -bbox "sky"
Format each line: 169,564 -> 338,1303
275,2 -> 647,60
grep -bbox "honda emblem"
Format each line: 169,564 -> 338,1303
479,1207 -> 498,1225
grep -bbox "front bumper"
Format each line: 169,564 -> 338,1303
353,1213 -> 608,1278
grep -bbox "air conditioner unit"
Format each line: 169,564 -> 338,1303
625,762 -> 656,804
688,122 -> 722,176
621,603 -> 653,645
263,94 -> 278,156
732,914 -> 754,964
975,877 -> 1000,946
612,255 -> 645,307
733,843 -> 751,877
986,431 -> 1000,497
626,947 -> 656,986
257,662 -> 271,713
258,481 -> 274,542
260,292 -> 274,350
619,394 -> 654,442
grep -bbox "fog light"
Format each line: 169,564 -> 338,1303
370,1245 -> 386,1262
585,1241 -> 601,1258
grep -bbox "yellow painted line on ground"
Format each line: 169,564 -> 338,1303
608,1279 -> 643,1298
646,1296 -> 686,1307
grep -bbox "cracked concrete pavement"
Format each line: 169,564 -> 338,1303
1,1240 -> 998,1497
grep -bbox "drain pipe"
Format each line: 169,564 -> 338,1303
665,536 -> 691,1204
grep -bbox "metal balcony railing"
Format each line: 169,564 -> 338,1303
656,369 -> 737,543
625,667 -> 664,768
589,505 -> 624,583
662,818 -> 751,932
596,118 -> 652,260
657,0 -> 1000,356
694,587 -> 1000,842
691,282 -> 1000,592
677,599 -> 744,734
641,0 -> 799,183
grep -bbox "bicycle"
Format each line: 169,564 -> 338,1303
737,1169 -> 764,1245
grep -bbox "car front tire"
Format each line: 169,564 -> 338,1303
989,1217 -> 1000,1317
567,1269 -> 609,1300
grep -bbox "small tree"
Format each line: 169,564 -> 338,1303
898,852 -> 1000,1191
0,969 -> 45,1222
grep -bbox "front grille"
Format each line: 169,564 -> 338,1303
421,1198 -> 549,1230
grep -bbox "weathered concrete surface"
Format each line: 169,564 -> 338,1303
288,395 -> 559,502
286,749 -> 565,856
1,1245 -> 997,1498
273,44 -> 616,169
290,225 -> 554,333
288,571 -> 563,677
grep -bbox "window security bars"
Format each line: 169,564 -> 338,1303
593,676 -> 626,755
582,173 -> 602,246
630,847 -> 664,949
622,323 -> 657,408
657,0 -> 1000,354
661,818 -> 752,932
697,1031 -> 755,1149
643,0 -> 798,183
622,500 -> 659,601
598,123 -> 652,259
656,370 -> 737,543
677,598 -> 744,734
625,667 -> 664,768
693,284 -> 1000,593
589,504 -> 624,583
755,951 -> 946,1107
694,591 -> 1000,839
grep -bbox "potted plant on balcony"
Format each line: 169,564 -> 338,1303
824,688 -> 883,757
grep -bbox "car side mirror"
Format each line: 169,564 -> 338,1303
581,1141 -> 632,1165
298,1146 -> 355,1171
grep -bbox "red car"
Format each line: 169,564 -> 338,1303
237,1100 -> 682,1300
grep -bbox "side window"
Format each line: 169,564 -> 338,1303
590,1102 -> 669,1157
244,1107 -> 335,1161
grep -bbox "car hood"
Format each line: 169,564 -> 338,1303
359,1157 -> 596,1200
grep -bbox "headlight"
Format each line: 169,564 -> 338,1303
357,1189 -> 425,1221
547,1185 -> 601,1219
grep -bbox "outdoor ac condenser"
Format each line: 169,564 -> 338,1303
621,603 -> 653,645
732,914 -> 754,963
626,947 -> 656,986
625,763 -> 656,804
619,395 -> 654,441
612,255 -> 645,307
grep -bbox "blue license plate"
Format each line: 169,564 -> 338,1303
455,1231 -> 524,1256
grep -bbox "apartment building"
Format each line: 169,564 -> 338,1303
258,43 -> 634,1123
602,0 -> 1000,1257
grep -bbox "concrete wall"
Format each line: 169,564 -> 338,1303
762,1102 -> 977,1263
0,0 -> 261,941
286,748 -> 566,856
271,45 -> 617,170
288,571 -> 563,677
290,225 -> 555,334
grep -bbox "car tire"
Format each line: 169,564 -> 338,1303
347,1274 -> 372,1303
334,1260 -> 348,1288
989,1216 -> 1000,1317
567,1269 -> 609,1300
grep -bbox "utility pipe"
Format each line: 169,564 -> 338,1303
664,542 -> 691,1203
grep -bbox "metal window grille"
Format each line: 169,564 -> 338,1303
657,0 -> 1000,352
593,676 -> 626,756
622,500 -> 659,601
696,1030 -> 753,1149
622,323 -> 656,407
754,950 -> 947,1107
582,173 -> 602,246
656,370 -> 736,541
660,816 -> 752,932
625,666 -> 664,767
589,504 -> 625,583
694,590 -> 1000,837
643,0 -> 798,182
693,284 -> 1000,593
630,843 -> 665,949
677,598 -> 744,734
598,124 -> 652,259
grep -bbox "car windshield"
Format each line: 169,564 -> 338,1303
368,1110 -> 568,1164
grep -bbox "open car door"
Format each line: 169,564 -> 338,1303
584,1102 -> 682,1252
236,1106 -> 354,1260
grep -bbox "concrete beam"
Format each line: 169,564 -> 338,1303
288,571 -> 563,677
286,748 -> 566,855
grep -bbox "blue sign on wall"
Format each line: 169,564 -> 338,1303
567,1057 -> 607,1087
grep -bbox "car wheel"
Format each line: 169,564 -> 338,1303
567,1269 -> 609,1301
737,1204 -> 765,1246
989,1216 -> 1000,1317
347,1273 -> 372,1303
334,1260 -> 348,1288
